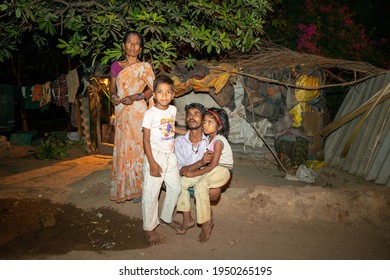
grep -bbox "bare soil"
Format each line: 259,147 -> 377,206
0,146 -> 390,260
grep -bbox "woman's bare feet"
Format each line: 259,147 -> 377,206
145,230 -> 164,246
197,218 -> 214,242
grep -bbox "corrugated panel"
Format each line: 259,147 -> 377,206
324,72 -> 390,186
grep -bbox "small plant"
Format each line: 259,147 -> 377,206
34,132 -> 84,160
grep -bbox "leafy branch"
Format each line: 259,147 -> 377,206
0,0 -> 275,69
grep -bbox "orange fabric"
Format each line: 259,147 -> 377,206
110,62 -> 155,202
172,63 -> 237,97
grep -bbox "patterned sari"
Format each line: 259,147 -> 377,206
110,62 -> 155,202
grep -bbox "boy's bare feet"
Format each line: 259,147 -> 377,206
198,218 -> 214,242
145,230 -> 164,246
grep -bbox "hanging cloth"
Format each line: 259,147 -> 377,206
53,74 -> 70,112
23,86 -> 40,109
66,69 -> 80,103
31,84 -> 44,102
40,81 -> 52,107
290,75 -> 321,127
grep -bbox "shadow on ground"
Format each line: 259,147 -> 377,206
0,198 -> 147,259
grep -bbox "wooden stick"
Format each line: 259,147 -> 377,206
237,113 -> 289,174
320,87 -> 390,138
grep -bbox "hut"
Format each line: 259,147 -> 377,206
171,44 -> 389,185
82,44 -> 389,185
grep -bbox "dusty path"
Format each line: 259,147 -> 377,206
0,147 -> 390,260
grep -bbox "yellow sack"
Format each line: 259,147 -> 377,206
290,75 -> 321,127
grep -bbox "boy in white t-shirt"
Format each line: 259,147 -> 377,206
141,75 -> 185,246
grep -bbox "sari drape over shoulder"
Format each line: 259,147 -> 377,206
110,62 -> 155,202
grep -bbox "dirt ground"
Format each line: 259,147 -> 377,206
0,145 -> 390,260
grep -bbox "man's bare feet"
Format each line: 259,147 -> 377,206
178,211 -> 195,235
164,220 -> 184,234
197,218 -> 214,242
179,219 -> 195,235
145,230 -> 164,246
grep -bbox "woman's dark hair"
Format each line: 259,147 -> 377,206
122,30 -> 144,47
122,30 -> 144,59
205,107 -> 230,138
153,75 -> 174,92
184,103 -> 207,115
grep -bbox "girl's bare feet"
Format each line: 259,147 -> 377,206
197,218 -> 214,242
145,230 -> 164,246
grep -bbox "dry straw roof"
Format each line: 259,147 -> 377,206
237,45 -> 383,73
211,44 -> 387,89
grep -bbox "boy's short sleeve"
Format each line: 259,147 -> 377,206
142,109 -> 152,129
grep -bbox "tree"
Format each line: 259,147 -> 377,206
265,0 -> 389,68
0,0 -> 274,70
0,0 -> 276,133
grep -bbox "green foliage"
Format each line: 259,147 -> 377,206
34,132 -> 84,160
184,54 -> 197,69
0,0 -> 274,68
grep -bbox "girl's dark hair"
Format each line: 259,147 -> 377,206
153,75 -> 174,92
205,107 -> 230,138
122,30 -> 144,59
184,103 -> 207,115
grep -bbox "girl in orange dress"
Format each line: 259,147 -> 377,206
109,31 -> 155,203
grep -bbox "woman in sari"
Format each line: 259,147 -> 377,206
110,31 -> 155,203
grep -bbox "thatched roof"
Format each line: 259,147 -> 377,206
236,45 -> 384,73
206,44 -> 388,90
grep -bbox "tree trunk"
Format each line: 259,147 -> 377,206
10,59 -> 28,131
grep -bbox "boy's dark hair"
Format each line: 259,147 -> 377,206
205,107 -> 230,138
184,103 -> 207,115
153,75 -> 175,92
